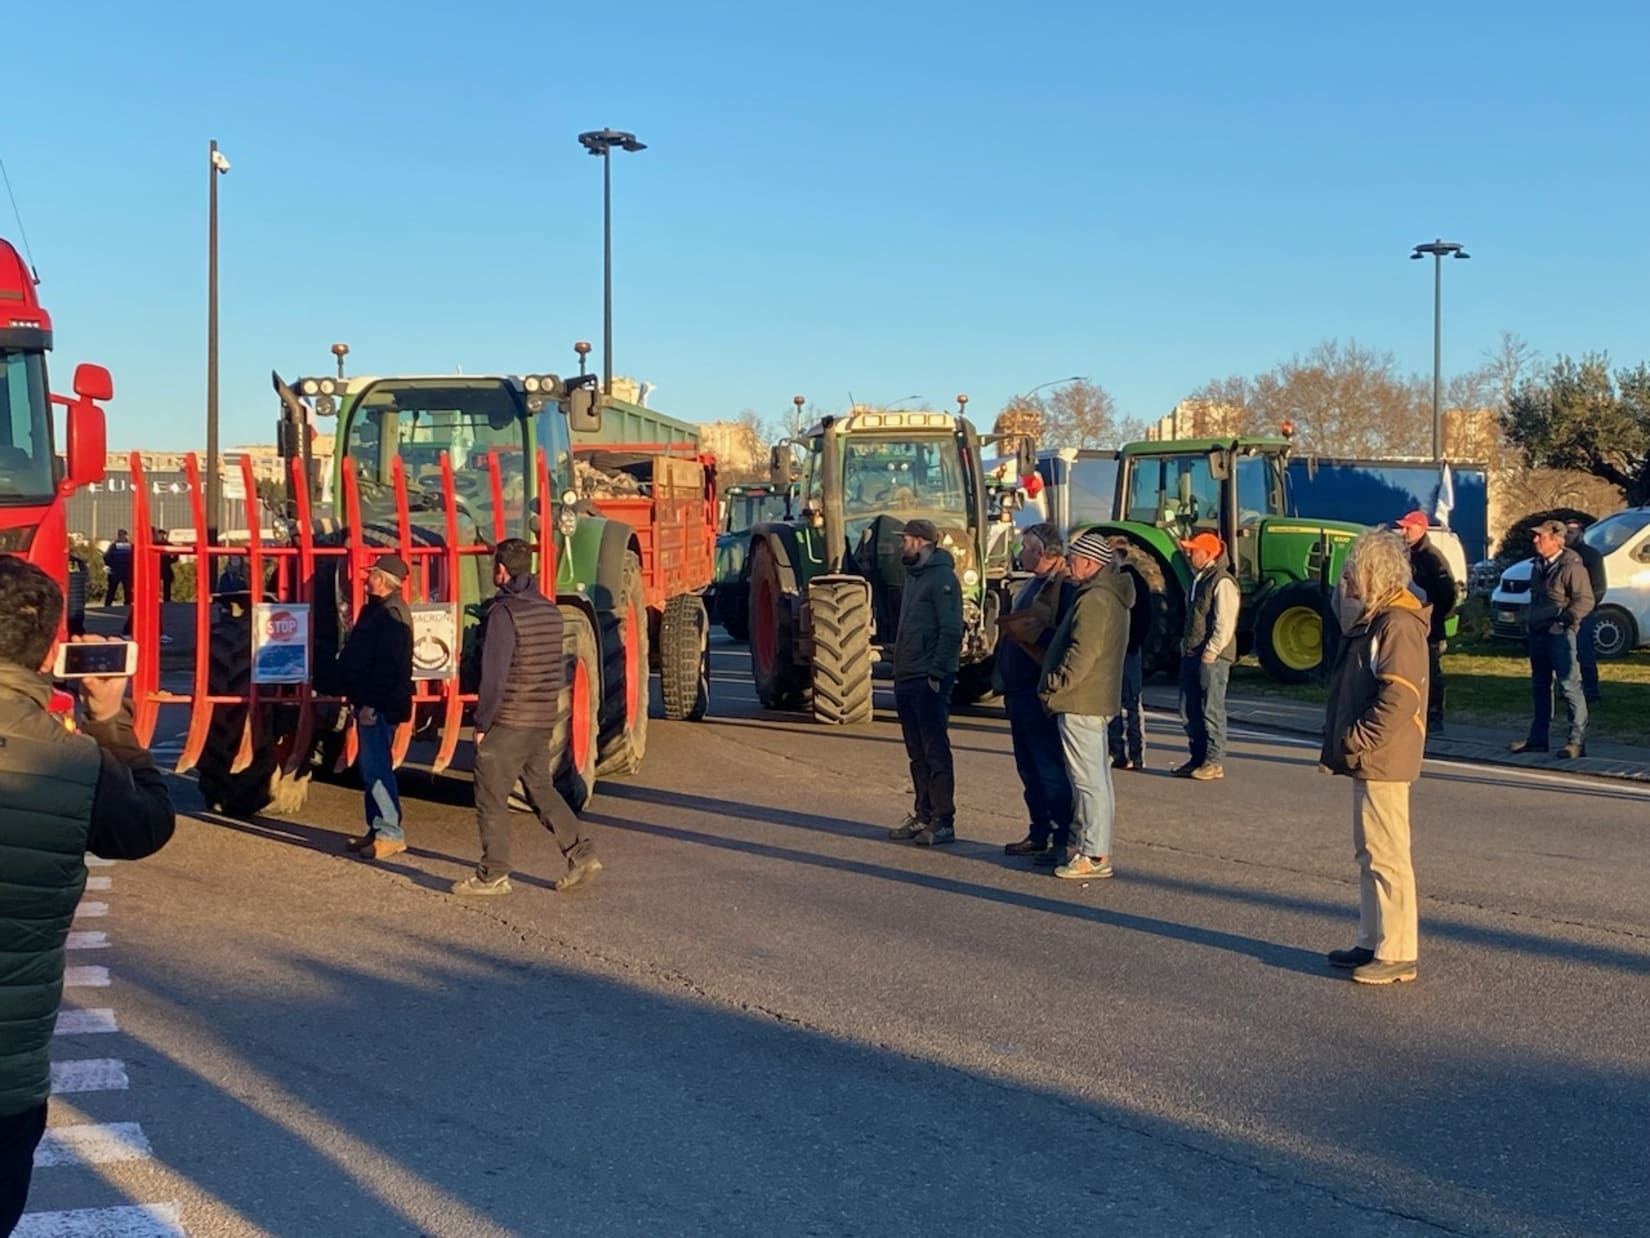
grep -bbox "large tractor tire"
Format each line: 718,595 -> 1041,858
749,539 -> 806,709
553,606 -> 602,813
1255,581 -> 1330,684
595,549 -> 649,777
660,593 -> 711,722
721,584 -> 751,643
808,578 -> 873,725
194,606 -> 282,818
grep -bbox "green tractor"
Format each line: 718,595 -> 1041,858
708,481 -> 795,642
1070,435 -> 1361,683
744,399 -> 1028,724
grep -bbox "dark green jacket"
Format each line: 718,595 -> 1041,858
0,664 -> 175,1117
1039,568 -> 1135,717
892,548 -> 964,681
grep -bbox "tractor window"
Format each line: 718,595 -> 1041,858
344,381 -> 525,535
1234,455 -> 1283,527
1066,456 -> 1118,526
843,436 -> 965,515
725,489 -> 788,533
1122,453 -> 1221,535
0,349 -> 54,503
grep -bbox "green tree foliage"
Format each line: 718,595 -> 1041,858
1501,355 -> 1650,506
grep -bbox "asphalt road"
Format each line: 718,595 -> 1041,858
26,636 -> 1650,1236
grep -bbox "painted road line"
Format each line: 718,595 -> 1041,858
54,1009 -> 118,1036
84,876 -> 112,892
50,1059 -> 130,1095
12,1203 -> 184,1238
84,856 -> 115,868
72,902 -> 108,920
63,967 -> 110,988
33,1123 -> 152,1167
64,932 -> 109,950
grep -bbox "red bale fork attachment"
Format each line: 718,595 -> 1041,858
129,445 -> 577,817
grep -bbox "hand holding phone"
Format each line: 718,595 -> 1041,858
55,637 -> 137,722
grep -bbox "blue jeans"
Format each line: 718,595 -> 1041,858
1527,631 -> 1587,749
356,716 -> 404,842
1004,688 -> 1071,846
1576,613 -> 1601,703
1058,713 -> 1115,859
894,676 -> 955,826
1108,650 -> 1145,763
1178,655 -> 1229,766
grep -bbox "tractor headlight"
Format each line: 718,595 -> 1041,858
315,395 -> 337,417
556,504 -> 579,536
963,568 -> 979,587
319,378 -> 336,396
299,378 -> 320,396
525,376 -> 542,393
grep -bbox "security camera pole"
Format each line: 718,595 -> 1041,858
206,139 -> 231,541
1409,239 -> 1470,463
577,128 -> 646,395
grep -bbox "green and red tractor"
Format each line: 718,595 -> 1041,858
744,399 -> 1029,723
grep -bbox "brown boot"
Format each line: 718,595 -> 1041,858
345,834 -> 376,853
362,837 -> 407,860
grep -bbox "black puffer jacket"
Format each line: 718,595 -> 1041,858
892,548 -> 964,681
338,592 -> 414,724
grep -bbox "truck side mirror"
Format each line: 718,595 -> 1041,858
72,363 -> 114,402
1016,435 -> 1037,480
769,447 -> 788,488
1207,449 -> 1230,481
563,384 -> 601,434
65,399 -> 107,489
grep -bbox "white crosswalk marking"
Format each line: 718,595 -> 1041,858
72,902 -> 108,920
33,1123 -> 152,1167
50,1059 -> 130,1094
84,877 -> 112,892
62,967 -> 109,988
64,932 -> 109,950
54,1008 -> 118,1035
11,1203 -> 184,1238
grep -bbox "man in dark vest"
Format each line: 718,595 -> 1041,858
454,538 -> 599,896
340,553 -> 414,860
1174,531 -> 1238,781
0,558 -> 175,1231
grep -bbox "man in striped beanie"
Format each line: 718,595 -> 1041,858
1038,529 -> 1135,879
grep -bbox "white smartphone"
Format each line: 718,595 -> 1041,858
53,641 -> 139,680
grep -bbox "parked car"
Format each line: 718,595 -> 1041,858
1488,507 -> 1650,656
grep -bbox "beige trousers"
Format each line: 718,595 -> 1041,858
1352,780 -> 1418,962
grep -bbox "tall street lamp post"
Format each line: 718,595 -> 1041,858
1410,239 -> 1470,461
206,140 -> 231,541
1023,375 -> 1087,401
577,128 -> 647,395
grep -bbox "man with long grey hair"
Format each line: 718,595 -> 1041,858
1319,530 -> 1430,985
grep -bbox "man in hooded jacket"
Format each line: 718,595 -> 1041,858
1320,530 -> 1431,986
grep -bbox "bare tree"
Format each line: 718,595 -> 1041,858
1041,380 -> 1124,449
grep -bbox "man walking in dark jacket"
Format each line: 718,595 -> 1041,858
1565,520 -> 1607,704
454,539 -> 599,896
996,523 -> 1075,861
0,558 -> 175,1231
1510,521 -> 1594,759
339,553 -> 414,859
887,519 -> 964,847
1040,530 -> 1133,879
1394,511 -> 1456,732
1107,537 -> 1153,770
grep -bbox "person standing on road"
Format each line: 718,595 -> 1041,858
1565,520 -> 1607,705
995,523 -> 1076,861
1394,511 -> 1456,734
454,538 -> 600,897
339,553 -> 414,859
1107,537 -> 1153,771
1320,530 -> 1429,985
102,529 -> 133,606
1174,532 -> 1237,781
1510,521 -> 1594,759
156,528 -> 175,605
887,519 -> 964,847
1039,530 -> 1132,880
0,559 -> 175,1231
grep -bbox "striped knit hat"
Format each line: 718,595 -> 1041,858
1069,529 -> 1114,566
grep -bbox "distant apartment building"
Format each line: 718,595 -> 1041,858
1142,400 -> 1244,441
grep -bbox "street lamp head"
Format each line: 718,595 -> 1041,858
579,128 -> 647,156
1455,250 -> 1471,260
1411,239 -> 1465,259
210,149 -> 231,174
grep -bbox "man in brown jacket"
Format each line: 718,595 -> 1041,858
1320,530 -> 1430,986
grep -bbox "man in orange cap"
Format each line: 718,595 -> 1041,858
1175,532 -> 1237,780
1393,511 -> 1456,732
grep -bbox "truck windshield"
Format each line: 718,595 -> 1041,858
843,436 -> 966,516
1584,509 -> 1650,555
343,380 -> 525,536
0,349 -> 54,503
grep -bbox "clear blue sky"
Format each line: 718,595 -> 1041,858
9,0 -> 1648,450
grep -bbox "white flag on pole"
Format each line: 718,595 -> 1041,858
1433,462 -> 1455,528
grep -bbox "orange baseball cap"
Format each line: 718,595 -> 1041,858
1178,531 -> 1224,558
1394,511 -> 1430,532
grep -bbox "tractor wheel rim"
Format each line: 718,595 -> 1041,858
573,657 -> 592,770
1275,605 -> 1322,671
624,604 -> 642,726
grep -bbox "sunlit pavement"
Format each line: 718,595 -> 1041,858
26,635 -> 1650,1235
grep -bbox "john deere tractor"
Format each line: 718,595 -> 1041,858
744,400 -> 1029,724
1070,435 -> 1362,682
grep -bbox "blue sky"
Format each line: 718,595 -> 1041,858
9,0 -> 1648,450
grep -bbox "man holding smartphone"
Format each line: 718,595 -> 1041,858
0,558 -> 176,1232
339,554 -> 415,859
